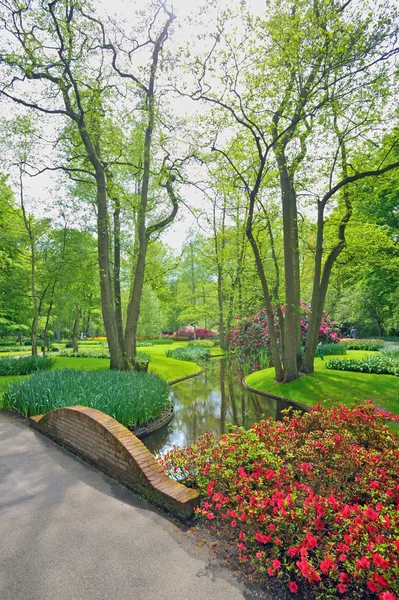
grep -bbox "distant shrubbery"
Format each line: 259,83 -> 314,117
326,354 -> 399,376
0,339 -> 19,347
0,355 -> 55,376
4,369 -> 170,427
166,346 -> 210,363
340,339 -> 385,351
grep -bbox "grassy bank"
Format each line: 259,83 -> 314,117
0,342 -> 201,409
246,351 -> 399,414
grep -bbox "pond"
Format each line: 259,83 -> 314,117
142,358 -> 294,456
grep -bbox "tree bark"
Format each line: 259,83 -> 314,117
72,303 -> 80,353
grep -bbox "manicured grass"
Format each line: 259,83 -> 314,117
246,351 -> 399,415
0,342 -> 201,410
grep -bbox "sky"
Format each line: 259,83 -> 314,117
1,0 -> 264,250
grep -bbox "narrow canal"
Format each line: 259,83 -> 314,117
142,358 -> 292,456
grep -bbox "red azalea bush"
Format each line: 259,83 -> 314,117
231,301 -> 340,371
161,403 -> 399,599
176,326 -> 217,340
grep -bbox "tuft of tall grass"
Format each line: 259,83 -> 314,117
0,355 -> 55,376
315,343 -> 347,356
3,368 -> 171,427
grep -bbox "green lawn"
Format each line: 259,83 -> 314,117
246,351 -> 399,415
0,342 -> 201,409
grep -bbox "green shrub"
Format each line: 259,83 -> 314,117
326,354 -> 399,376
77,340 -> 104,346
4,368 -> 170,427
0,346 -> 28,353
314,342 -> 347,356
0,355 -> 55,376
166,346 -> 210,363
340,340 -> 384,351
137,341 -> 153,347
24,339 -> 44,346
0,339 -> 18,347
65,341 -> 74,348
50,346 -> 59,352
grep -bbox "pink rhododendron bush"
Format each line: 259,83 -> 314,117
231,301 -> 340,371
161,403 -> 399,599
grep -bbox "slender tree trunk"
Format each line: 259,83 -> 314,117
73,303 -> 80,353
246,223 -> 284,382
113,199 -> 124,349
95,170 -> 121,369
43,281 -> 56,356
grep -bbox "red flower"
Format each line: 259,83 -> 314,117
339,573 -> 349,583
320,557 -> 333,574
231,520 -> 237,528
288,581 -> 299,593
367,581 -> 379,593
337,584 -> 347,594
373,553 -> 390,569
272,559 -> 281,570
207,512 -> 214,520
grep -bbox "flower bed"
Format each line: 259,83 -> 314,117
326,355 -> 398,377
4,368 -> 170,428
161,403 -> 399,599
340,340 -> 385,351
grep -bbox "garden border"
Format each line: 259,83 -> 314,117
168,369 -> 202,386
131,403 -> 174,438
242,378 -> 311,413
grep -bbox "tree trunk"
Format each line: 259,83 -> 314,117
73,303 -> 80,353
113,199 -> 124,350
276,151 -> 299,382
95,170 -> 122,369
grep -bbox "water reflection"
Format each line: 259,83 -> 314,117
143,359 -> 291,456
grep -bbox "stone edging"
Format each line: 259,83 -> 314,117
131,403 -> 175,438
242,378 -> 311,413
168,369 -> 202,386
30,406 -> 199,518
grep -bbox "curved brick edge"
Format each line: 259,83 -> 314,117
29,406 -> 199,519
168,369 -> 202,386
242,378 -> 310,413
131,403 -> 174,438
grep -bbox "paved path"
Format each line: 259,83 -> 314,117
0,415 -> 263,600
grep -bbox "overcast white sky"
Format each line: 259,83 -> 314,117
1,0 -> 265,250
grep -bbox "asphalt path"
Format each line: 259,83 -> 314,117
0,414 -> 267,600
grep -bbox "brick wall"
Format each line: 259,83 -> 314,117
30,406 -> 199,518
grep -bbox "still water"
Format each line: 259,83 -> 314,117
142,359 -> 291,456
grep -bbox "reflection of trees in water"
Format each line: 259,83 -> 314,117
143,359 -> 291,455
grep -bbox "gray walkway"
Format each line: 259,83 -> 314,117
0,415 -> 265,600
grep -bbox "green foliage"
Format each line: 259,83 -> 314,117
4,369 -> 171,428
0,339 -> 19,347
326,354 -> 399,376
0,346 -> 27,353
59,350 -> 151,362
314,343 -> 347,356
165,346 -> 211,363
340,340 -> 385,351
0,355 -> 54,376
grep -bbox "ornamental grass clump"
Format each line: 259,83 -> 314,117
161,403 -> 399,599
314,343 -> 347,356
4,368 -> 170,428
0,355 -> 55,376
